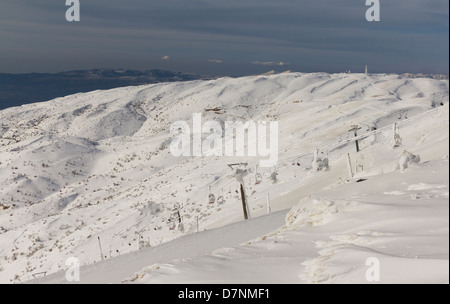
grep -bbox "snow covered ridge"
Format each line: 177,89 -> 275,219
399,73 -> 448,81
0,72 -> 448,283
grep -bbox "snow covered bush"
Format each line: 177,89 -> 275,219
312,150 -> 329,171
398,150 -> 421,171
392,124 -> 403,148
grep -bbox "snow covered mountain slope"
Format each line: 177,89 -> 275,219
126,159 -> 449,284
0,72 -> 448,283
31,210 -> 287,284
126,109 -> 449,284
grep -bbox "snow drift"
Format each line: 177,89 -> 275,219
0,72 -> 448,284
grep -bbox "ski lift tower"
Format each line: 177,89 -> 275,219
135,227 -> 148,250
349,125 -> 362,153
228,162 -> 250,220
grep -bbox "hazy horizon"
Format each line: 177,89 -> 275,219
1,67 -> 449,78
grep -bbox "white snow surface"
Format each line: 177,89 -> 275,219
0,72 -> 448,284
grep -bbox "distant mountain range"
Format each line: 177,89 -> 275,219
0,69 -> 209,110
1,69 -> 446,111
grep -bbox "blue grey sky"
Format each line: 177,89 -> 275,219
0,0 -> 448,76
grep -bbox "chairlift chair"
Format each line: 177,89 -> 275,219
217,193 -> 225,204
255,173 -> 263,185
168,219 -> 176,230
207,186 -> 216,204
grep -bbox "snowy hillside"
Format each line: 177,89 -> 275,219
0,72 -> 448,283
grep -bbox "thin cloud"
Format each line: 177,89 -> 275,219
162,56 -> 170,60
252,61 -> 288,67
208,59 -> 223,64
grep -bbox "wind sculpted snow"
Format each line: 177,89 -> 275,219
0,72 -> 448,283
